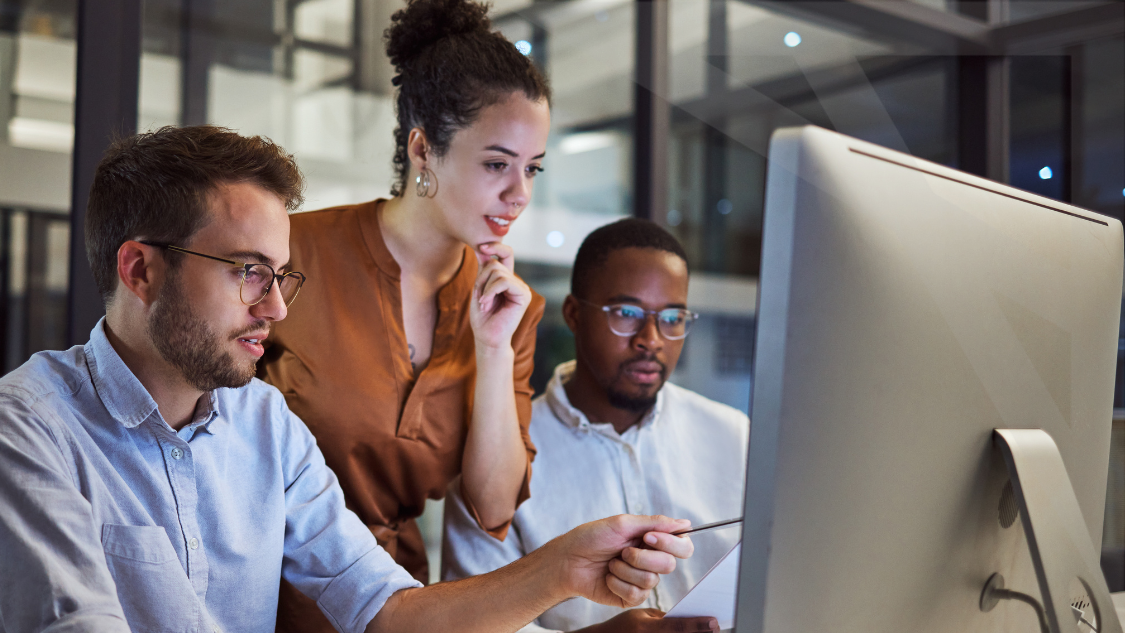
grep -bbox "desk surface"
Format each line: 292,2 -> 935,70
1114,592 -> 1125,626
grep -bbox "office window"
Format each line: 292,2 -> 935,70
493,1 -> 637,396
0,0 -> 75,371
661,0 -> 951,410
142,0 -> 395,210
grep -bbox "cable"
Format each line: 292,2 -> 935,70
979,573 -> 1051,633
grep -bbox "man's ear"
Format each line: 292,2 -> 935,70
116,240 -> 164,306
561,294 -> 580,335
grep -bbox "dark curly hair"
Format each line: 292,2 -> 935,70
571,218 -> 690,299
86,125 -> 304,304
384,0 -> 551,196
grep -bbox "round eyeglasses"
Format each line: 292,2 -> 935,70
576,298 -> 698,340
140,241 -> 307,307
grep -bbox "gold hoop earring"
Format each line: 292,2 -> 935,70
415,168 -> 431,198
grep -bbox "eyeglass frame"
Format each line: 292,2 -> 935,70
138,240 -> 307,308
574,297 -> 699,341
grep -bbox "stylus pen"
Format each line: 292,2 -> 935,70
670,517 -> 742,536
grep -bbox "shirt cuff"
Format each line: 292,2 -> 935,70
317,544 -> 423,633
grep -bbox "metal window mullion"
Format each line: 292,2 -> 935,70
181,0 -> 214,125
0,209 -> 9,372
68,0 -> 142,346
633,0 -> 669,221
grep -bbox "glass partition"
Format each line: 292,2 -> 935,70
0,0 -> 76,371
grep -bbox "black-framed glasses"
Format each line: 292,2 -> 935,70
140,241 -> 306,307
576,298 -> 698,340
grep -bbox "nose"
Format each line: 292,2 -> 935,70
631,313 -> 664,353
251,279 -> 288,322
503,172 -> 532,210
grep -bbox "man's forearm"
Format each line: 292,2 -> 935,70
367,538 -> 568,633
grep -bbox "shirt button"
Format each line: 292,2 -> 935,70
188,537 -> 199,550
171,448 -> 184,460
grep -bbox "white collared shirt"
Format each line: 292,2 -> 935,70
442,361 -> 749,632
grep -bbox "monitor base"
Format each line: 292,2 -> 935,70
992,429 -> 1123,633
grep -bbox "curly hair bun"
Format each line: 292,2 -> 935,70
385,0 -> 493,70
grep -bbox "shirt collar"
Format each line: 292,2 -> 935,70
179,390 -> 221,440
545,360 -> 664,435
84,317 -> 221,433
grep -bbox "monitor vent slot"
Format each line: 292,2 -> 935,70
999,480 -> 1019,529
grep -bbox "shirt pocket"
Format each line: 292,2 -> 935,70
101,524 -> 202,632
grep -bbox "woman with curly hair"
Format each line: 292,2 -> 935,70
259,0 -> 550,629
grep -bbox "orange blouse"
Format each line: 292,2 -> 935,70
260,199 -> 544,631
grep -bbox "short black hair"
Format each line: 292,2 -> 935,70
385,0 -> 551,197
570,218 -> 689,298
86,125 -> 304,305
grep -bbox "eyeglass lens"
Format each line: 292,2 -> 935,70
605,305 -> 694,339
240,265 -> 303,307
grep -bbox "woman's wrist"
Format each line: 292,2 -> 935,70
474,341 -> 516,363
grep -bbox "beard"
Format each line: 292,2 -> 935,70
147,269 -> 265,391
604,356 -> 665,413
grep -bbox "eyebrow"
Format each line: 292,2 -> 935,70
606,294 -> 688,309
484,145 -> 547,160
225,250 -> 285,269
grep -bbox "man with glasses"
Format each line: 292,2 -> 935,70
0,127 -> 699,633
443,218 -> 750,633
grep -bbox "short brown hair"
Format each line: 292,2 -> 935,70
86,125 -> 304,304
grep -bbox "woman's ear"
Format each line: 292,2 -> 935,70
407,127 -> 430,172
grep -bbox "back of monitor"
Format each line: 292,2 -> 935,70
737,126 -> 1123,633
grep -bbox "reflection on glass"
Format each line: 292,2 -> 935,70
492,1 -> 638,402
1,1 -> 76,370
142,0 -> 394,210
666,0 -> 946,284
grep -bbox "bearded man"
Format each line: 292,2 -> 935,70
443,218 -> 750,633
0,127 -> 705,633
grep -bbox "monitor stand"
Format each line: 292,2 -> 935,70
982,429 -> 1123,633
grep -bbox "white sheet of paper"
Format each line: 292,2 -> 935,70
664,541 -> 740,629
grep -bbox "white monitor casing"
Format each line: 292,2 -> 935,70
738,126 -> 1123,633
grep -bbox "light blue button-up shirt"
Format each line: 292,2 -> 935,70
0,320 -> 421,633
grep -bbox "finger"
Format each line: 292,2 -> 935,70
474,245 -> 497,268
621,515 -> 692,540
474,260 -> 511,298
479,273 -> 530,307
478,241 -> 515,270
478,269 -> 530,307
642,531 -> 695,560
661,617 -> 720,632
473,261 -> 506,308
620,546 -> 678,575
605,572 -> 650,608
607,557 -> 660,591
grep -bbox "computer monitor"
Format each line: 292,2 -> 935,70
737,126 -> 1123,633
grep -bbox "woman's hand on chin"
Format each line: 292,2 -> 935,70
470,242 -> 532,351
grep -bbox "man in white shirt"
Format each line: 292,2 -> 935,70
444,218 -> 749,633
